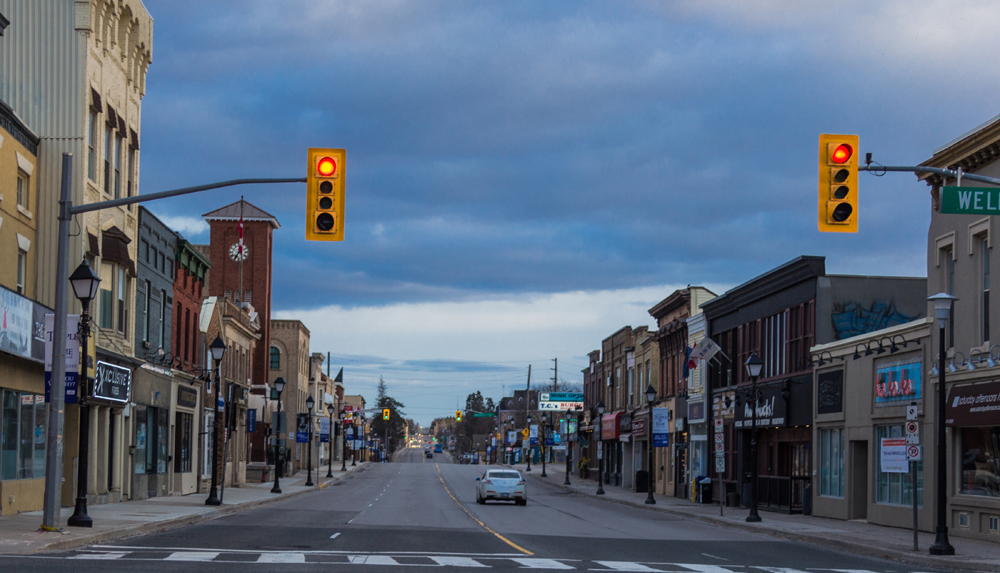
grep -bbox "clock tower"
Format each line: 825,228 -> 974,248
203,200 -> 279,391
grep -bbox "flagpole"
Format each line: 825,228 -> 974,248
239,196 -> 244,307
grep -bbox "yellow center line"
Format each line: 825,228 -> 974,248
434,463 -> 533,556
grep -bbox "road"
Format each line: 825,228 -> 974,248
0,447 -> 943,572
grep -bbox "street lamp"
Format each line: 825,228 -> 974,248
928,292 -> 958,556
744,352 -> 764,523
526,414 -> 533,472
205,335 -> 227,506
596,401 -> 606,495
327,404 -> 335,478
305,395 -> 315,486
352,416 -> 359,466
541,414 -> 548,477
644,384 -> 657,505
271,377 -> 286,494
66,260 -> 100,528
340,412 -> 348,472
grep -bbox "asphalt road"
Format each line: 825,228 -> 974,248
0,447 -> 945,572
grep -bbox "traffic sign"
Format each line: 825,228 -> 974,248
907,445 -> 922,461
472,412 -> 496,418
715,433 -> 724,443
714,418 -> 723,431
715,457 -> 725,473
715,442 -> 724,454
941,186 -> 1000,215
905,421 -> 920,445
906,404 -> 919,421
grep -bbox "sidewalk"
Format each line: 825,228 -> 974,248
0,462 -> 368,555
517,464 -> 1000,573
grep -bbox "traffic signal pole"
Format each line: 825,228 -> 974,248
858,163 -> 1000,186
42,168 -> 306,530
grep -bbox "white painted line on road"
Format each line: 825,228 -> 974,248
749,569 -> 810,573
593,562 -> 662,572
675,565 -> 738,573
350,555 -> 401,565
330,533 -> 341,539
164,552 -> 220,562
257,552 -> 306,563
69,552 -> 128,560
512,558 -> 574,569
429,556 -> 489,567
700,554 -> 729,561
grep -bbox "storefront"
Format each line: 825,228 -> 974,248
946,380 -> 1000,538
80,355 -> 133,505
631,412 -> 650,492
600,412 -> 621,486
172,381 -> 200,495
131,363 -> 171,499
687,394 -> 708,496
669,396 -> 688,499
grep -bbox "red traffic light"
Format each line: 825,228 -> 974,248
317,156 -> 337,177
830,144 -> 853,164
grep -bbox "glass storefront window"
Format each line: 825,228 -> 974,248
0,390 -> 46,480
1,391 -> 18,480
157,408 -> 168,474
175,412 -> 193,473
134,406 -> 147,475
959,426 -> 1000,497
820,428 -> 844,497
876,425 -> 922,506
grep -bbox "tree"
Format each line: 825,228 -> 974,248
369,377 -> 407,456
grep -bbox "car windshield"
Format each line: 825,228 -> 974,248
488,471 -> 521,479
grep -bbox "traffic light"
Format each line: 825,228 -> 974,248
456,410 -> 462,422
382,408 -> 390,421
306,148 -> 346,241
818,134 -> 859,233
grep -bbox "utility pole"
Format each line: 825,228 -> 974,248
552,358 -> 557,391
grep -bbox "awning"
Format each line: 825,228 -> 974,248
601,412 -> 621,441
619,433 -> 631,443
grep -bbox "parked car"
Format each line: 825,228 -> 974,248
476,469 -> 526,505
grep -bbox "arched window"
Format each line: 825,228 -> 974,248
269,346 -> 280,370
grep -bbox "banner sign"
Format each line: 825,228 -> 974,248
875,360 -> 921,406
320,417 -> 330,442
93,360 -> 131,403
44,314 -> 79,403
539,401 -> 583,410
246,409 -> 257,433
652,407 -> 670,447
880,438 -> 908,473
1,285 -> 46,361
507,431 -> 516,444
734,386 -> 786,428
541,392 -> 583,402
568,419 -> 578,441
296,413 -> 309,443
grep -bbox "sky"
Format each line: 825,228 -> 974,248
138,0 -> 1000,424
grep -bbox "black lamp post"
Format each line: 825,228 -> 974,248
271,377 -> 285,494
541,414 -> 548,477
744,352 -> 763,523
644,384 -> 657,505
305,395 -> 315,486
205,335 -> 228,506
340,412 -> 348,472
352,417 -> 358,466
564,411 -> 573,485
596,401 -> 605,495
326,404 -> 335,478
67,259 -> 100,528
929,292 -> 958,556
526,414 -> 533,472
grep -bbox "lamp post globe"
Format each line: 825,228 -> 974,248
644,385 -> 657,505
205,336 -> 227,506
270,377 -> 285,494
596,400 -> 605,495
744,352 -> 763,523
305,395 -> 315,486
69,259 -> 101,302
66,260 -> 100,528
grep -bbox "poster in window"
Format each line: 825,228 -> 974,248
875,360 -> 921,406
817,370 -> 844,414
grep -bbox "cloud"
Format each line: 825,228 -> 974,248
156,214 -> 209,238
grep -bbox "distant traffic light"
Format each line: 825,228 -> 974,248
382,408 -> 390,421
818,134 -> 859,233
306,148 -> 346,241
456,410 -> 462,422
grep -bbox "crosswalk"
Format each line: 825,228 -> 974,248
13,548 -> 932,572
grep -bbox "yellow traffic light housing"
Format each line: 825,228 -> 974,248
456,410 -> 462,422
306,148 -> 345,241
818,134 -> 858,233
382,408 -> 390,421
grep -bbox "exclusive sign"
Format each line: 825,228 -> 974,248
946,380 -> 1000,427
93,361 -> 131,404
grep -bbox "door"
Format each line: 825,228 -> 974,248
850,441 -> 868,520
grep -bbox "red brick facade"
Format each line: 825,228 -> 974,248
173,239 -> 210,372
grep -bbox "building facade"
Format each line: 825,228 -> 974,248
269,319 -> 311,473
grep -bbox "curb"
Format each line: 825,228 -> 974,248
32,463 -> 369,554
523,471 -> 998,573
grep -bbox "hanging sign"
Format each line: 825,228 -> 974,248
44,314 -> 79,403
652,407 -> 670,447
296,413 -> 309,443
246,409 -> 257,433
320,417 -> 330,443
93,360 -> 131,404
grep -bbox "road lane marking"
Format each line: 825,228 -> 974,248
330,533 -> 341,539
675,565 -> 738,573
511,558 -> 574,569
593,562 -> 662,572
434,463 -> 533,556
350,555 -> 400,565
257,553 -> 306,563
164,552 -> 220,561
69,552 -> 128,560
429,556 -> 489,567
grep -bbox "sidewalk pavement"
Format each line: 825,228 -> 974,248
515,464 -> 1000,573
0,462 -> 369,555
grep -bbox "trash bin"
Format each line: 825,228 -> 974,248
802,481 -> 813,515
697,476 -> 712,504
727,492 -> 740,507
635,470 -> 649,493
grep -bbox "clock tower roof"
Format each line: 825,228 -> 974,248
203,200 -> 280,229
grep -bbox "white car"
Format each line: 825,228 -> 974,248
476,469 -> 527,505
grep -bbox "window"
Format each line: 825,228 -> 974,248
113,134 -> 122,199
959,426 -> 1000,497
134,406 -> 146,475
876,425 -> 923,506
819,428 -> 844,497
117,268 -> 128,334
99,263 -> 113,329
16,250 -> 26,295
224,290 -> 231,301
982,236 -> 990,345
270,346 -> 280,369
245,290 -> 252,304
88,110 -> 97,180
1,391 -> 46,480
628,367 -> 634,405
16,171 -> 27,209
104,123 -> 112,194
143,279 -> 151,343
175,412 -> 193,473
127,147 -> 136,199
202,411 -> 214,478
159,289 -> 166,348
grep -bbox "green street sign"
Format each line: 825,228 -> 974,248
941,186 -> 1000,215
472,412 -> 496,418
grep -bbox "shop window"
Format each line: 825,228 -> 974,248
175,412 -> 193,473
202,411 -> 214,479
134,406 -> 146,475
157,408 -> 168,474
959,426 -> 1000,497
270,346 -> 280,370
0,391 -> 46,481
819,428 -> 844,498
876,425 -> 923,506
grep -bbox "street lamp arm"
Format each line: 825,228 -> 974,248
858,164 -> 1000,187
68,177 -> 307,215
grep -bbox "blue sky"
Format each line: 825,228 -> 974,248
140,1 -> 1000,424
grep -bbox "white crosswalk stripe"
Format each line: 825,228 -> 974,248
349,555 -> 401,565
429,556 -> 490,567
594,562 -> 664,572
69,552 -> 129,560
257,553 -> 307,563
164,551 -> 220,561
751,569 -> 810,573
674,566 -> 738,573
510,557 -> 575,569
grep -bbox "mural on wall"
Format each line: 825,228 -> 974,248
875,360 -> 921,406
832,301 -> 917,340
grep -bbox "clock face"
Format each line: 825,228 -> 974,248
229,243 -> 249,261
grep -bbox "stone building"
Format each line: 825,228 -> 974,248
269,319 -> 311,473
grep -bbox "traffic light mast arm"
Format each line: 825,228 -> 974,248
859,164 -> 1000,187
68,178 -> 306,216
